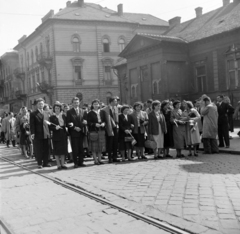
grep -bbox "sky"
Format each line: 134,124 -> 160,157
0,0 -> 226,56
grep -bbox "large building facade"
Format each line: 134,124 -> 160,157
9,0 -> 168,109
0,51 -> 26,113
117,0 -> 240,111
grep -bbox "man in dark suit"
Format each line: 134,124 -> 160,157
101,97 -> 120,163
66,97 -> 87,168
30,98 -> 51,168
216,95 -> 234,148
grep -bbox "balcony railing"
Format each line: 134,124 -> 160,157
14,67 -> 25,80
37,52 -> 53,69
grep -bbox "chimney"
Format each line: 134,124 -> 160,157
168,16 -> 181,28
78,0 -> 84,7
195,7 -> 203,18
66,1 -> 71,7
117,4 -> 123,16
223,0 -> 230,6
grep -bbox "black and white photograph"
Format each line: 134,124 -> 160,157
1,0 -> 240,233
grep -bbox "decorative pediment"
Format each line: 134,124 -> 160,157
71,57 -> 84,66
102,57 -> 114,66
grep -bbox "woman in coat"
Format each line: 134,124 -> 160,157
131,102 -> 148,160
161,100 -> 174,157
49,103 -> 68,170
185,101 -> 201,156
118,105 -> 134,161
148,100 -> 167,159
4,112 -> 16,147
87,99 -> 106,165
170,100 -> 188,158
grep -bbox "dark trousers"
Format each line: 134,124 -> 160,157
203,138 -> 219,153
6,140 -> 15,147
34,138 -> 50,166
0,132 -> 5,143
218,123 -> 229,147
71,135 -> 84,165
106,128 -> 118,161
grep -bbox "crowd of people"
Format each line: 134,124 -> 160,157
0,94 -> 239,170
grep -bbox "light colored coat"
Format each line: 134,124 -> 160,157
201,103 -> 218,139
5,117 -> 16,141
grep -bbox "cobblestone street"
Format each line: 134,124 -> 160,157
1,144 -> 240,234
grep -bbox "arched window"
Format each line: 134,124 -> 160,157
118,38 -> 125,52
72,37 -> 80,52
103,38 -> 110,52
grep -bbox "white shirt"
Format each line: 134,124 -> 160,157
124,114 -> 128,121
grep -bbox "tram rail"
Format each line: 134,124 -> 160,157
0,156 -> 192,234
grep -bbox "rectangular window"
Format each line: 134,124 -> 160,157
227,59 -> 240,89
196,65 -> 206,92
105,66 -> 111,80
41,70 -> 44,81
75,66 -> 82,80
103,43 -> 110,53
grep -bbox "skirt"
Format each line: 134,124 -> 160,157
153,123 -> 164,149
53,139 -> 67,155
119,138 -> 132,151
133,127 -> 145,148
89,130 -> 106,153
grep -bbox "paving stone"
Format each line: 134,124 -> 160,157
220,220 -> 240,229
183,208 -> 199,215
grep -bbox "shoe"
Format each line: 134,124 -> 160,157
226,146 -> 230,148
108,159 -> 113,163
141,156 -> 147,160
165,154 -> 172,158
194,153 -> 198,157
218,145 -> 224,148
43,163 -> 52,167
188,153 -> 192,157
122,158 -> 126,162
154,156 -> 158,160
67,160 -> 73,164
57,166 -> 62,170
128,158 -> 134,161
158,156 -> 165,159
7,145 -> 10,148
74,164 -> 79,168
113,159 -> 120,163
101,156 -> 106,160
79,164 -> 86,167
38,165 -> 42,169
61,165 -> 68,169
94,161 -> 100,165
98,161 -> 104,165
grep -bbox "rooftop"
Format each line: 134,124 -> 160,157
53,1 -> 168,26
165,1 -> 240,42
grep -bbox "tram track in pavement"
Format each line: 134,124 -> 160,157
0,156 -> 192,234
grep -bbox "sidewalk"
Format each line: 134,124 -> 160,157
199,128 -> 240,155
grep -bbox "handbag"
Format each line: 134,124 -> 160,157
145,139 -> 157,149
124,137 -> 133,142
89,132 -> 98,141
